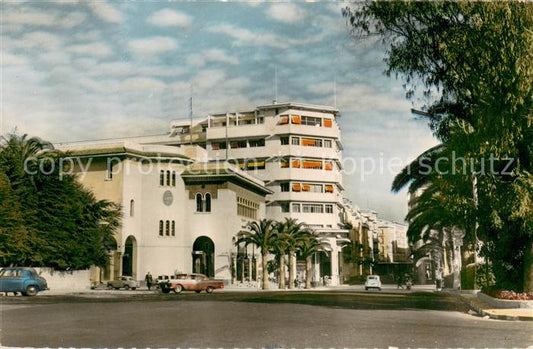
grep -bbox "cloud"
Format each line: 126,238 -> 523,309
147,9 -> 192,27
3,9 -> 56,26
207,24 -> 287,49
128,37 -> 178,58
1,52 -> 28,66
120,77 -> 167,91
67,42 -> 113,58
87,2 -> 123,23
266,3 -> 306,23
17,32 -> 62,50
187,49 -> 239,67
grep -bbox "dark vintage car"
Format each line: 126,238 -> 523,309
158,273 -> 224,294
0,267 -> 48,296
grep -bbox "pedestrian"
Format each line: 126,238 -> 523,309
145,272 -> 153,291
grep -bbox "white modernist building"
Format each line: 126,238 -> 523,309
59,102 -> 350,286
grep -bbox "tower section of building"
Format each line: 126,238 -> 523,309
200,103 -> 344,231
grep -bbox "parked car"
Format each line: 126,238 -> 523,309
158,273 -> 224,294
107,276 -> 139,290
0,267 -> 48,296
365,275 -> 382,291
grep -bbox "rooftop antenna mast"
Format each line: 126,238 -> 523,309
273,65 -> 278,104
189,84 -> 193,145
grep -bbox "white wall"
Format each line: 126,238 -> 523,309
35,268 -> 91,292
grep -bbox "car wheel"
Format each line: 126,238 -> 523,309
206,286 -> 214,294
24,285 -> 38,297
124,285 -> 130,290
174,284 -> 183,294
107,284 -> 113,289
195,290 -> 202,293
161,288 -> 170,294
131,287 -> 136,290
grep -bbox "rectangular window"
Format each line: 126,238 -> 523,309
325,204 -> 333,214
292,183 -> 301,192
292,159 -> 301,168
159,220 -> 164,236
301,116 -> 322,127
230,140 -> 247,149
292,203 -> 301,213
324,139 -> 332,148
323,119 -> 333,128
280,159 -> 290,168
166,170 -> 171,186
237,196 -> 259,219
280,136 -> 289,145
291,115 -> 301,124
106,160 -> 113,180
246,161 -> 265,170
249,138 -> 265,147
325,184 -> 334,193
310,184 -> 323,193
280,182 -> 290,192
171,221 -> 176,236
212,142 -> 227,150
279,116 -> 289,125
302,160 -> 322,169
160,170 -> 165,186
165,220 -> 170,236
325,162 -> 333,171
302,184 -> 310,192
291,137 -> 300,146
171,171 -> 176,187
302,204 -> 324,213
280,202 -> 290,213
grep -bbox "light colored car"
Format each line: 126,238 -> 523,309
107,276 -> 139,290
158,273 -> 224,294
365,275 -> 382,291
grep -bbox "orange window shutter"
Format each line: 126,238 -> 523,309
292,115 -> 301,124
302,139 -> 315,146
212,143 -> 219,150
325,185 -> 334,193
324,119 -> 333,128
325,162 -> 333,171
280,116 -> 289,124
292,160 -> 301,168
292,183 -> 301,192
281,161 -> 289,168
302,184 -> 311,192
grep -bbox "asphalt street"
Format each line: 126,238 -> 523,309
1,290 -> 532,348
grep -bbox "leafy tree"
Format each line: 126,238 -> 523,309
344,2 -> 532,292
236,219 -> 278,290
0,133 -> 121,270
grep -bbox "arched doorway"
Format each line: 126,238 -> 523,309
192,236 -> 215,277
122,236 -> 137,277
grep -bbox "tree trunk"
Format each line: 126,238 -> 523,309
262,253 -> 269,290
305,256 -> 312,289
279,254 -> 286,289
288,250 -> 295,289
524,238 -> 533,293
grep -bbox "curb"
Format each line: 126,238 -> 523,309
458,295 -> 533,321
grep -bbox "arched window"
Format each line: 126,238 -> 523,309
159,220 -> 164,236
171,171 -> 176,187
165,220 -> 170,236
159,170 -> 164,186
171,221 -> 176,236
130,199 -> 134,217
166,171 -> 171,186
205,193 -> 211,212
196,193 -> 203,212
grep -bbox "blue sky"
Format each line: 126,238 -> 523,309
1,1 -> 438,222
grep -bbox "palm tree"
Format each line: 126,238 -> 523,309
235,219 -> 278,290
297,232 -> 332,289
277,218 -> 308,289
269,236 -> 288,289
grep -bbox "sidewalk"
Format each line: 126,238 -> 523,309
445,290 -> 533,321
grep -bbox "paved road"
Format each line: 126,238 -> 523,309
1,290 -> 532,348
